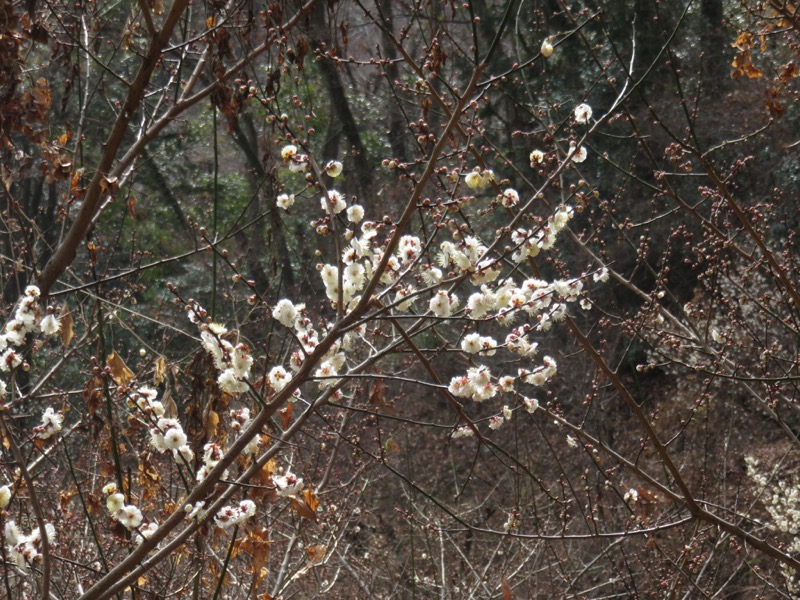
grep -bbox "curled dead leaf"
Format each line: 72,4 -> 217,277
107,351 -> 134,386
290,487 -> 319,522
279,403 -> 293,430
154,355 -> 168,386
60,302 -> 74,347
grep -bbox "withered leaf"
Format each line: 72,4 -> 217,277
205,410 -> 219,438
60,302 -> 74,347
501,578 -> 512,600
290,486 -> 320,522
306,544 -> 327,566
279,403 -> 293,431
83,375 -> 104,418
153,355 -> 168,386
107,351 -> 134,386
100,175 -> 119,195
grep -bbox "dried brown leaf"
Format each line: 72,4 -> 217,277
154,355 -> 168,386
107,351 -> 134,386
60,302 -> 74,348
279,403 -> 293,431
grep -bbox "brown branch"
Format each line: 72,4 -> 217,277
36,0 -> 190,298
565,315 -> 800,572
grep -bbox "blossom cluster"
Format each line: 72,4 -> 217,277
272,298 -> 347,392
4,521 -> 56,568
229,407 -> 262,455
103,483 -> 153,534
746,456 -> 800,593
33,406 -> 64,440
270,149 -> 600,438
0,285 -> 60,394
197,442 -> 225,481
130,386 -> 194,462
214,499 -> 257,529
273,470 -> 304,497
188,302 -> 254,395
464,167 -> 495,190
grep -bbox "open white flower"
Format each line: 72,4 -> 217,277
273,471 -> 304,497
40,314 -> 60,335
574,103 -> 592,124
321,190 -> 346,214
272,299 -> 297,328
117,505 -> 143,530
106,493 -> 125,514
325,160 -> 343,178
347,204 -> 364,223
280,144 -> 298,159
276,193 -> 295,210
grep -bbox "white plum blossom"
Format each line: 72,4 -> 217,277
314,360 -> 340,390
464,168 -> 494,190
218,368 -> 249,394
571,145 -> 588,163
540,38 -> 554,57
136,522 -> 158,545
522,397 -> 540,413
288,154 -> 309,173
272,299 -> 298,327
593,267 -> 609,283
422,266 -> 443,286
4,521 -> 56,569
529,149 -> 545,165
574,103 -> 592,124
461,333 -> 497,355
498,376 -> 515,393
321,190 -> 346,214
214,500 -> 257,529
117,505 -> 144,530
231,343 -> 253,376
448,366 -> 497,402
464,171 -> 482,189
0,485 -> 11,509
347,204 -> 365,223
461,333 -> 482,354
268,365 -> 290,392
191,306 -> 253,394
280,144 -> 297,159
325,160 -> 343,178
504,510 -> 521,531
34,407 -> 63,440
394,286 -> 416,311
552,205 -> 574,231
430,291 -> 458,317
452,425 -> 475,439
273,471 -> 304,497
276,193 -> 295,210
196,443 -> 227,482
40,314 -> 60,335
0,349 -> 21,372
163,426 -> 188,450
500,188 -> 520,207
106,493 -> 125,514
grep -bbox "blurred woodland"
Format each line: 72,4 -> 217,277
1,0 -> 800,597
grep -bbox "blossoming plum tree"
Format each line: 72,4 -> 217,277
1,0 -> 800,597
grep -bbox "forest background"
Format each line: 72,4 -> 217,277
1,0 -> 800,597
